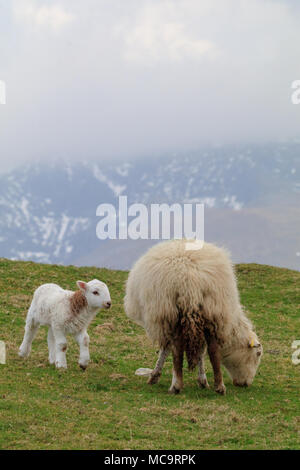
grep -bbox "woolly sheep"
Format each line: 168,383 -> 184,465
19,279 -> 111,369
124,239 -> 262,395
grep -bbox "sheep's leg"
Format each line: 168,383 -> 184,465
148,348 -> 169,385
169,339 -> 184,394
75,330 -> 90,370
47,327 -> 56,365
52,329 -> 68,369
198,345 -> 209,389
19,310 -> 40,358
205,330 -> 226,395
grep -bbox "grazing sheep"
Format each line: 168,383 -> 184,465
124,239 -> 262,395
19,279 -> 111,369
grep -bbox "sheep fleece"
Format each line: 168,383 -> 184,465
124,240 -> 252,367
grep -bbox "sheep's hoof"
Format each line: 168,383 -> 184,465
215,384 -> 226,395
55,363 -> 67,370
168,385 -> 181,395
198,378 -> 210,389
18,349 -> 30,358
79,364 -> 87,370
233,379 -> 248,387
147,372 -> 161,385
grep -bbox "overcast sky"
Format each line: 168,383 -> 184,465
0,0 -> 300,173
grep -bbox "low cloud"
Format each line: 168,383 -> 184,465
1,0 -> 300,172
13,0 -> 74,32
115,17 -> 217,65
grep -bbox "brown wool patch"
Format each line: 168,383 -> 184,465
178,308 -> 205,370
69,290 -> 87,316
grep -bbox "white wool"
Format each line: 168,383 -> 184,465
125,239 -> 263,393
19,279 -> 111,369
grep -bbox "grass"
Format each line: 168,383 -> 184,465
0,258 -> 299,450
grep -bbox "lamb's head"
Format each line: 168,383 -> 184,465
222,334 -> 263,387
76,279 -> 111,310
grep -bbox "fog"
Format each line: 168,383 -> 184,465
1,0 -> 300,173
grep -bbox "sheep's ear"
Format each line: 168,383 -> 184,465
248,339 -> 261,348
77,281 -> 87,292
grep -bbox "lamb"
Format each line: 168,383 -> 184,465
124,239 -> 263,395
19,279 -> 111,369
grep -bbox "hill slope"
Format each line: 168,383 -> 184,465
0,259 -> 299,450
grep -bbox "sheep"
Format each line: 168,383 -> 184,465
124,239 -> 263,395
19,279 -> 111,369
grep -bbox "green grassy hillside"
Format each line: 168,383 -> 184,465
0,259 -> 299,449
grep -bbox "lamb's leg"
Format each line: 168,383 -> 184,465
169,339 -> 184,394
197,344 -> 209,389
47,327 -> 56,365
75,330 -> 90,370
148,348 -> 169,385
19,307 -> 40,358
205,330 -> 226,395
52,329 -> 68,369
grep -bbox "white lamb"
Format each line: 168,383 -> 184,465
19,279 -> 111,369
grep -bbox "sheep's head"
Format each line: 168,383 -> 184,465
77,279 -> 111,310
222,336 -> 263,387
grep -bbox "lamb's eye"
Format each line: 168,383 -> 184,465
93,291 -> 99,295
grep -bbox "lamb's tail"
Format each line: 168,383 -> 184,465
178,306 -> 205,370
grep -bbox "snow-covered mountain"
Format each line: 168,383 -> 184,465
0,143 -> 299,270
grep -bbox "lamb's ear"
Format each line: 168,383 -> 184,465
77,281 -> 87,292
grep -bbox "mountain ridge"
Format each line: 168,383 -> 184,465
0,142 -> 299,269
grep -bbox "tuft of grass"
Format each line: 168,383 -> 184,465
0,258 -> 299,450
